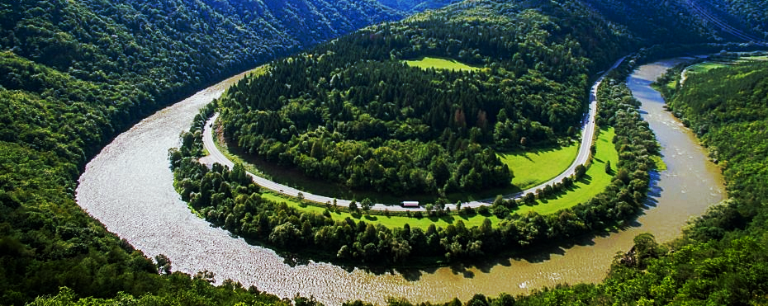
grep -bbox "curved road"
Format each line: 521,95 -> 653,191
201,56 -> 627,211
76,57 -> 725,305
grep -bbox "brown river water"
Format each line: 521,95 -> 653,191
76,59 -> 724,305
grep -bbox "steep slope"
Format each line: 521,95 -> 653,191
583,0 -> 722,44
378,0 -> 461,12
216,0 -> 635,196
0,0 -> 402,304
0,0 -> 760,304
693,0 -> 768,40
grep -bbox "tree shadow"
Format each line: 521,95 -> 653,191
643,170 -> 663,208
428,214 -> 456,223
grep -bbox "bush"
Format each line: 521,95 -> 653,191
493,206 -> 509,218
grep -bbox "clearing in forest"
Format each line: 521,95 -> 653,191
404,57 -> 481,71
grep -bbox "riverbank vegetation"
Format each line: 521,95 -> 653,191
0,0 -> 403,304
172,37 -> 659,266
5,0 -> 768,303
333,48 -> 768,306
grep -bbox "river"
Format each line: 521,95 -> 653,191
76,59 -> 724,305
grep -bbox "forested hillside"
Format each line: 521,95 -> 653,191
378,0 -> 460,12
583,0 -> 722,43
697,0 -> 768,39
0,0 -> 403,304
505,53 -> 768,306
3,0 -> 767,304
217,0 -> 635,195
339,52 -> 768,306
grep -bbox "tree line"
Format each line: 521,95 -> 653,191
171,62 -> 661,264
0,0 -> 402,304
217,0 -> 636,195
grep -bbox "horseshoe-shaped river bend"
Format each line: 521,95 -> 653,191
76,59 -> 724,305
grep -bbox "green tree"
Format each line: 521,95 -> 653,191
155,254 -> 172,275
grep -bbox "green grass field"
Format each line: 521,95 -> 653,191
260,192 -> 500,229
404,57 -> 481,72
498,142 -> 579,190
251,128 -> 618,228
687,62 -> 728,74
514,128 -> 618,215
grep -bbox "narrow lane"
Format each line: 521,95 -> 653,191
201,57 -> 627,211
76,58 -> 725,306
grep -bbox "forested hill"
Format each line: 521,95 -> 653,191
378,0 -> 461,12
0,0 -> 405,305
582,0 -> 722,44
695,0 -> 768,39
217,0 -> 638,196
0,0 -> 760,304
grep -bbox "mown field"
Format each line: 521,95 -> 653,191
250,128 -> 617,229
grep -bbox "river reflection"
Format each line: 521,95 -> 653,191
76,60 -> 724,305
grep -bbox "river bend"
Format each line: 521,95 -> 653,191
76,59 -> 724,305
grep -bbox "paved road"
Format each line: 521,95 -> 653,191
201,56 -> 626,211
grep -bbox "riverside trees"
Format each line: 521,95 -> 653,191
172,65 -> 661,264
0,0 -> 402,304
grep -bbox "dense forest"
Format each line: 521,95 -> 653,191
697,0 -> 768,39
582,0 -> 723,44
171,30 -> 661,264
378,0 -> 460,12
335,51 -> 768,306
3,0 -> 768,304
217,0 -> 637,195
0,0 -> 404,304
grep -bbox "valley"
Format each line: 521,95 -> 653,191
2,0 -> 768,305
75,53 -> 725,305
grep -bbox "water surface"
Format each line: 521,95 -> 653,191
76,60 -> 724,305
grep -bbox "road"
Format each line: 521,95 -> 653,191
201,56 -> 627,211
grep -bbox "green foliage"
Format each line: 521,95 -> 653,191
378,0 -> 460,12
218,0 -> 635,196
172,71 -> 658,264
445,53 -> 768,306
28,284 -> 292,306
0,0 -> 403,304
697,0 -> 768,38
583,0 -> 722,44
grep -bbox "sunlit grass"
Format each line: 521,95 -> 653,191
687,62 -> 728,74
260,192 -> 500,229
514,128 -> 618,215
650,155 -> 667,171
251,128 -> 618,227
498,142 -> 579,190
404,57 -> 481,72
